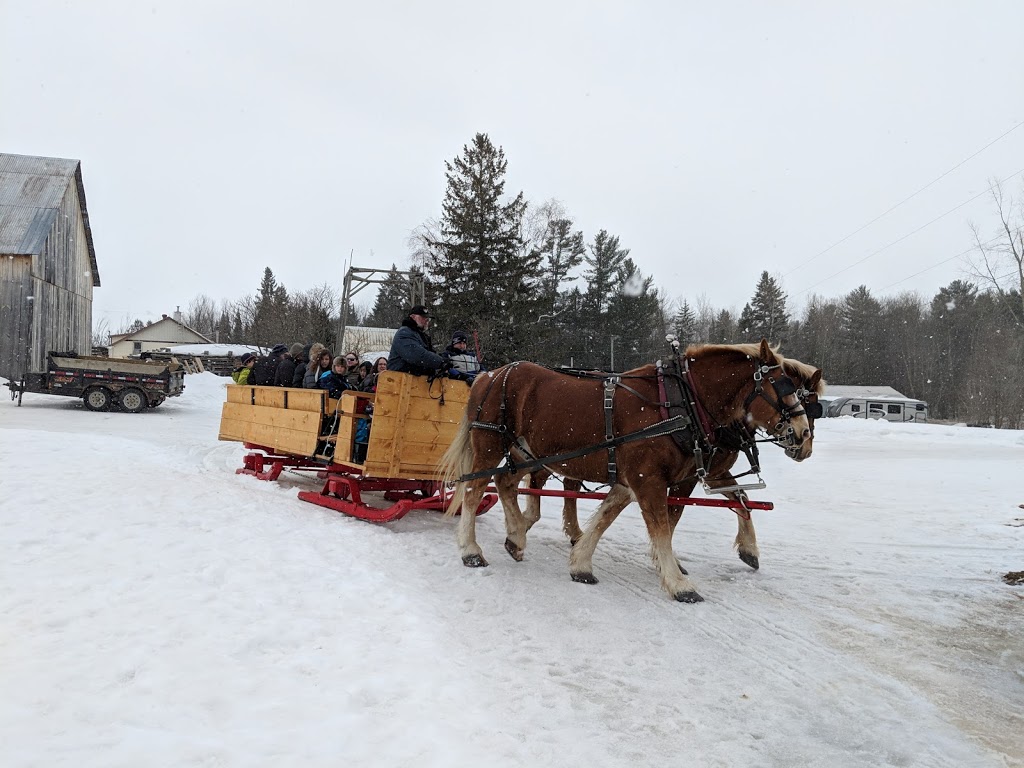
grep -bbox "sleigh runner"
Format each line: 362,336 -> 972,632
218,372 -> 499,521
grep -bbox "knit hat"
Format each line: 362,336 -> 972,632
289,343 -> 304,357
271,343 -> 288,354
451,330 -> 469,344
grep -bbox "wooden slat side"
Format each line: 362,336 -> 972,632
254,388 -> 286,408
282,388 -> 328,414
225,385 -> 255,403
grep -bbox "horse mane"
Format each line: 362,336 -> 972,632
684,342 -> 826,394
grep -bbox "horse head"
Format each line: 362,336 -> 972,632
747,339 -> 815,462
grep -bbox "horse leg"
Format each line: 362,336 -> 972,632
561,477 -> 584,546
728,489 -> 759,570
635,485 -> 703,603
568,484 -> 632,584
522,470 -> 548,535
495,470 -> 532,562
667,477 -> 700,577
455,477 -> 491,567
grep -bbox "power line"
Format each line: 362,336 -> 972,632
796,167 -> 1024,296
876,233 -> 1005,293
783,116 -> 1024,277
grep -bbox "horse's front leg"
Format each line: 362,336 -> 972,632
707,475 -> 760,570
568,484 -> 631,584
636,484 -> 704,602
495,469 -> 531,562
561,477 -> 583,546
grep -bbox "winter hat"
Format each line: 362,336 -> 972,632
408,304 -> 432,317
240,352 -> 256,365
271,343 -> 288,354
451,330 -> 469,344
289,343 -> 304,357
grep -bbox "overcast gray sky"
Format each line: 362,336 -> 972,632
3,1 -> 1022,329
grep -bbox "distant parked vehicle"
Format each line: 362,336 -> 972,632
5,351 -> 185,412
826,396 -> 928,423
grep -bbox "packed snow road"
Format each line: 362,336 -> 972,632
1,373 -> 1022,767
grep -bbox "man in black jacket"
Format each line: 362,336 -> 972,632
252,343 -> 287,386
387,305 -> 447,376
274,343 -> 303,387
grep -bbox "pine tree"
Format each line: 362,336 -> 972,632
422,133 -> 537,362
583,230 -> 629,316
674,300 -> 698,343
738,271 -> 789,343
840,285 -> 883,384
367,265 -> 413,328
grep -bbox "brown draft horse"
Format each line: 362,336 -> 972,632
532,353 -> 824,580
442,340 -> 815,603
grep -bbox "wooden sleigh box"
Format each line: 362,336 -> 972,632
217,372 -> 473,480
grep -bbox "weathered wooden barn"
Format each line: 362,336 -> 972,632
0,153 -> 99,381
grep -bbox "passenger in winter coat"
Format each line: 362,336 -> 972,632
342,352 -> 363,388
251,344 -> 287,385
273,343 -> 304,387
360,357 -> 388,393
387,305 -> 446,376
290,344 -> 311,388
317,356 -> 354,399
304,346 -> 331,388
231,352 -> 257,385
443,330 -> 482,383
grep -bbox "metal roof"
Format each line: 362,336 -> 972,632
0,153 -> 100,286
820,385 -> 909,400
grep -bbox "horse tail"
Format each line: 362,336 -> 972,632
440,411 -> 473,518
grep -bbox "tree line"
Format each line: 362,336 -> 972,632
104,132 -> 1024,428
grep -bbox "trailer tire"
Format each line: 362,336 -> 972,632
118,388 -> 147,414
83,387 -> 112,412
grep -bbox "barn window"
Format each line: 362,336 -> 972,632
133,341 -> 142,353
887,404 -> 902,414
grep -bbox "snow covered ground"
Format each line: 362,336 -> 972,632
2,372 -> 1022,768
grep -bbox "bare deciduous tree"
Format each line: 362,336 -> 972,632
966,181 -> 1024,326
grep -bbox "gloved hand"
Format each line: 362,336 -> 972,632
446,367 -> 463,381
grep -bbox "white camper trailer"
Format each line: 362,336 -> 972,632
826,396 -> 929,423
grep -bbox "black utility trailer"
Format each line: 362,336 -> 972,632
6,352 -> 185,412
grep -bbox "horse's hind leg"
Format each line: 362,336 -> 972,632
456,478 -> 491,567
495,471 -> 531,562
568,484 -> 632,584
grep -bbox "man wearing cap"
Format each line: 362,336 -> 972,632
444,330 -> 482,383
387,305 -> 447,376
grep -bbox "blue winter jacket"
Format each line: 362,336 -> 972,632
387,319 -> 445,376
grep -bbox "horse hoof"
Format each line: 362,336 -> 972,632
462,554 -> 488,568
504,538 -> 524,562
674,590 -> 704,603
739,552 -> 759,570
570,572 -> 598,585
677,560 -> 689,576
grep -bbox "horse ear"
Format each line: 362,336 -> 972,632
758,338 -> 774,363
807,369 -> 823,392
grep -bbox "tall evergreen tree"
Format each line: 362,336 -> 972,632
840,285 -> 884,384
421,133 -> 537,363
674,300 -> 698,344
738,271 -> 789,343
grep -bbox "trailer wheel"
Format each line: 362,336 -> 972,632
83,387 -> 112,412
118,388 -> 147,414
